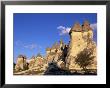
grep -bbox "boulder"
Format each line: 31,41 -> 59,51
57,60 -> 65,69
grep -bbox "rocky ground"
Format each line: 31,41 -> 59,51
14,62 -> 97,75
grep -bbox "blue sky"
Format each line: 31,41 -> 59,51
14,13 -> 97,63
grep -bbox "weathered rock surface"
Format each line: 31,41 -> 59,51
66,21 -> 97,70
15,55 -> 28,72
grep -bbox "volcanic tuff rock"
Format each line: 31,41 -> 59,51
66,21 -> 97,70
14,21 -> 97,75
15,55 -> 28,72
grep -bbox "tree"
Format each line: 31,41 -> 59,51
75,48 -> 95,72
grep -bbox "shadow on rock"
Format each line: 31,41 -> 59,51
44,62 -> 72,75
44,62 -> 97,75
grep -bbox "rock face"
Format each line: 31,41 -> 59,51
66,21 -> 97,70
45,40 -> 65,64
34,56 -> 44,67
15,55 -> 28,72
28,54 -> 45,69
57,60 -> 65,69
28,56 -> 35,69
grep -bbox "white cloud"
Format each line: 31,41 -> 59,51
15,40 -> 41,50
23,44 -> 37,50
15,40 -> 23,46
90,23 -> 97,30
57,23 -> 97,35
57,26 -> 71,35
57,26 -> 66,30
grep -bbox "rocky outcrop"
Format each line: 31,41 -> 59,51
15,55 -> 28,72
34,56 -> 44,67
66,21 -> 97,71
57,60 -> 65,69
14,21 -> 97,75
28,56 -> 35,69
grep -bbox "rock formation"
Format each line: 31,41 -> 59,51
15,55 -> 28,72
66,21 -> 97,71
14,21 -> 97,75
28,56 -> 35,69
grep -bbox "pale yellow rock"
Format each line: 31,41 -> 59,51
57,60 -> 65,69
66,23 -> 97,70
15,56 -> 28,71
34,57 -> 44,67
28,58 -> 35,69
